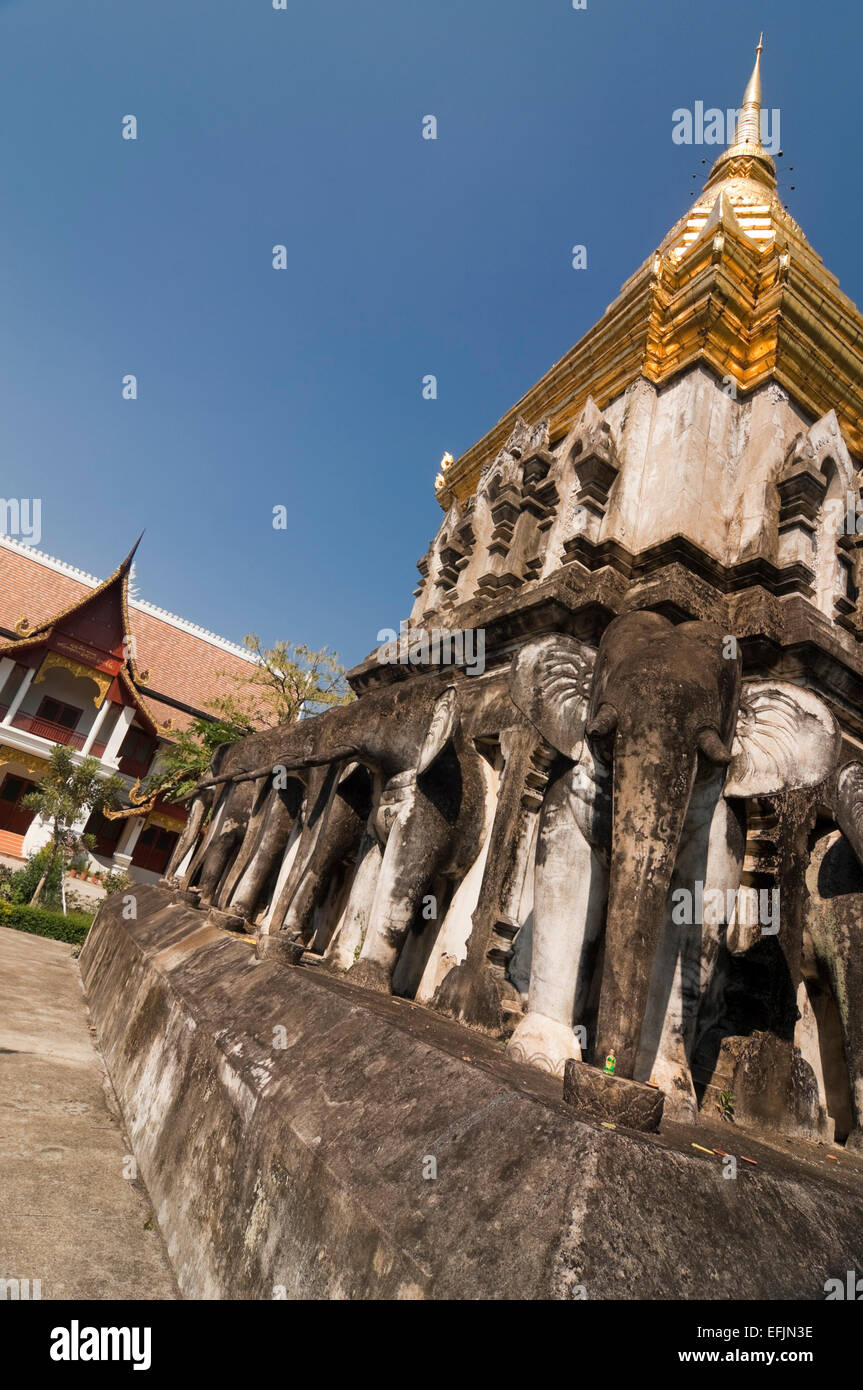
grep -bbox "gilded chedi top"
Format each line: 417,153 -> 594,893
438,41 -> 863,507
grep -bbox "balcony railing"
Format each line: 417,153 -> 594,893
3,711 -> 107,758
10,712 -> 87,748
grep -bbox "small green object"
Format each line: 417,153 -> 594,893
717,1087 -> 735,1122
603,1050 -> 616,1075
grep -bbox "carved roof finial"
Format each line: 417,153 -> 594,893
704,34 -> 776,191
734,33 -> 764,148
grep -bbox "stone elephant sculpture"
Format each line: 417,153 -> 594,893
163,780 -> 216,882
208,675 -> 495,993
271,761 -> 372,947
189,736 -> 306,917
803,760 -> 863,1150
181,752 -> 367,935
505,611 -> 841,1118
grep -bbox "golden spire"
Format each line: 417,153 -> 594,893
733,32 -> 763,149
705,33 -> 775,190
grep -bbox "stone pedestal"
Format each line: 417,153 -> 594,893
256,933 -> 305,965
563,1059 -> 665,1132
206,906 -> 251,935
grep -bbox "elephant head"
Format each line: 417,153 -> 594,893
511,611 -> 840,1081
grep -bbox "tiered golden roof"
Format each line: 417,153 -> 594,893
438,40 -> 863,507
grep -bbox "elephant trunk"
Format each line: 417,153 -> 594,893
594,729 -> 698,1078
268,701 -> 367,773
201,704 -> 367,788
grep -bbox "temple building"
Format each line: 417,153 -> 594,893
77,41 -> 863,1299
0,535 -> 257,879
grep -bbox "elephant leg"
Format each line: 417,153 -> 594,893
347,797 -> 450,994
183,788 -> 228,890
507,764 -> 608,1077
325,831 -> 384,970
196,784 -> 256,909
196,828 -> 241,908
284,783 -> 369,945
809,914 -> 863,1151
215,778 -> 273,910
229,784 -> 301,923
636,911 -> 704,1117
638,786 -> 743,1118
163,793 -> 208,881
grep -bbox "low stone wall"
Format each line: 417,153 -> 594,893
80,885 -> 863,1299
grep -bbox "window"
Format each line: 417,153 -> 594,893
0,775 -> 30,805
131,825 -> 178,874
36,696 -> 83,730
0,774 -> 37,834
119,727 -> 155,763
118,725 -> 157,776
84,809 -> 124,858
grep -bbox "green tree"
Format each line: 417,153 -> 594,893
212,635 -> 354,729
143,636 -> 353,806
22,746 -> 125,914
140,711 -> 246,805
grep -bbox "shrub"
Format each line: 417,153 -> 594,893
0,899 -> 94,945
7,846 -> 63,909
0,862 -> 17,900
97,868 -> 133,895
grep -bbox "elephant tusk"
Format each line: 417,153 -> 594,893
586,703 -> 618,739
697,728 -> 732,765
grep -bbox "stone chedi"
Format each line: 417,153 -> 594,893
126,46 -> 863,1149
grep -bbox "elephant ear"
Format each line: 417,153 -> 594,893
724,680 -> 840,798
417,687 -> 458,774
835,762 -> 863,866
509,635 -> 595,760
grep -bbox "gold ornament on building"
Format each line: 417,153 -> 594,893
434,452 -> 454,493
0,745 -> 48,775
33,652 -> 112,708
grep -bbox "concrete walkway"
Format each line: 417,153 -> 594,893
0,926 -> 176,1299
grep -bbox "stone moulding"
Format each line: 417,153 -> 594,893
81,883 -> 863,1300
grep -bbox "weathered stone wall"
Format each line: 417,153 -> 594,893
415,370 -> 859,632
81,885 -> 863,1299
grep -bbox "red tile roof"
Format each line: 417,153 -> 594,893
0,541 -> 257,733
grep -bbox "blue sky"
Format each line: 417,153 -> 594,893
0,0 -> 860,671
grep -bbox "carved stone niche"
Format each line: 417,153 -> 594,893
559,398 -> 621,561
835,530 -> 860,633
776,432 -> 825,576
412,550 -> 431,601
475,423 -> 533,599
430,504 -> 475,606
520,448 -> 560,582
